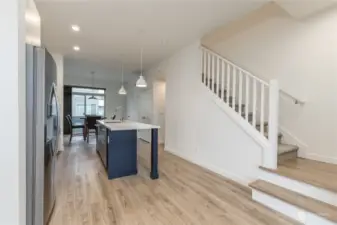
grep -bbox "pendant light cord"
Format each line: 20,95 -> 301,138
122,64 -> 124,84
141,47 -> 143,76
91,71 -> 95,88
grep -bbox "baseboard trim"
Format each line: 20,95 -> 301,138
299,152 -> 337,165
164,146 -> 249,186
279,127 -> 337,165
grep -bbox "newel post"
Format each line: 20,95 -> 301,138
266,79 -> 279,169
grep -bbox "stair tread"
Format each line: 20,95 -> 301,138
264,131 -> 282,138
260,158 -> 337,194
278,143 -> 299,155
249,180 -> 337,223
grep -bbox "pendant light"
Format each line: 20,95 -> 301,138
118,64 -> 127,95
136,48 -> 147,88
89,71 -> 97,100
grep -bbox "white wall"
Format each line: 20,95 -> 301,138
146,41 -> 262,184
0,0 -> 26,224
126,83 -> 140,121
126,76 -> 166,144
152,81 -> 166,143
202,3 -> 337,164
143,65 -> 167,144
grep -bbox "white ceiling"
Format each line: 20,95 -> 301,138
36,0 -> 267,79
64,57 -> 137,82
275,0 -> 337,18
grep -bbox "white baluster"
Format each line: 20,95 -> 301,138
252,79 -> 257,127
211,55 -> 215,92
221,60 -> 225,100
217,58 -> 220,96
260,83 -> 265,135
245,76 -> 250,121
238,70 -> 243,115
202,50 -> 204,83
226,64 -> 230,104
232,67 -> 236,109
207,52 -> 211,89
203,51 -> 207,84
267,79 -> 279,170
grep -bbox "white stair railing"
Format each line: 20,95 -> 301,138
201,46 -> 279,169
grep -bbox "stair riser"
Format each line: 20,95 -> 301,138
259,170 -> 337,207
252,190 -> 336,225
278,150 -> 298,163
263,133 -> 283,143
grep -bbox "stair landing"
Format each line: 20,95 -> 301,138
260,158 -> 337,194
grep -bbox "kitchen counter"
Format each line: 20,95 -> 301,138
96,119 -> 160,180
97,119 -> 160,131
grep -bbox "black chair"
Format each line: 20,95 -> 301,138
66,115 -> 85,144
86,116 -> 102,143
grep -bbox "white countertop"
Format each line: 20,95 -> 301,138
97,120 -> 160,131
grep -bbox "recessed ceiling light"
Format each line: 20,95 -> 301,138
73,46 -> 80,51
71,25 -> 80,32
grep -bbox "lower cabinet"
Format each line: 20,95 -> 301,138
107,130 -> 137,179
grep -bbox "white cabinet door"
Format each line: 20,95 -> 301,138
138,89 -> 152,142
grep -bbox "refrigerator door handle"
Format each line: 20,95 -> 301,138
49,83 -> 60,155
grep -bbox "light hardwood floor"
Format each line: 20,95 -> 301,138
49,137 -> 300,225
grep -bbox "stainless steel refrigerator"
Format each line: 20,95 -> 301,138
26,44 -> 60,225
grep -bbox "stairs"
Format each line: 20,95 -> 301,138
201,46 -> 337,225
250,180 -> 337,224
204,77 -> 299,164
250,159 -> 337,225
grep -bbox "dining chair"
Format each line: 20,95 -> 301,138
66,115 -> 85,144
85,116 -> 102,143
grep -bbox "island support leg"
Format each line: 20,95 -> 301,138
150,128 -> 159,179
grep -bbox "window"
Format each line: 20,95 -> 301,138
71,87 -> 106,119
85,95 -> 105,116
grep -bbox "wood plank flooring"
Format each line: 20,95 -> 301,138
260,158 -> 337,194
49,137 -> 300,225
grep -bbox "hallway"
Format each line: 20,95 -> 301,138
49,137 -> 299,225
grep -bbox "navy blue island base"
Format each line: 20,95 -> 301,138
97,122 -> 159,180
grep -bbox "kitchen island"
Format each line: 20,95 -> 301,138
96,120 -> 160,180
